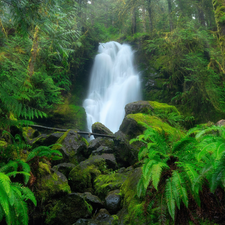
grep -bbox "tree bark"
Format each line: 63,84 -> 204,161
28,26 -> 39,78
212,0 -> 225,67
146,0 -> 153,32
142,5 -> 147,32
132,7 -> 137,34
167,0 -> 173,31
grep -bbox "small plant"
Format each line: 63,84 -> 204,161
0,160 -> 37,225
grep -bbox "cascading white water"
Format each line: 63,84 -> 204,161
83,41 -> 141,133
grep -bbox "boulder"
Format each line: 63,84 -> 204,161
52,130 -> 88,164
87,137 -> 114,156
35,163 -> 71,202
125,100 -> 179,116
73,219 -> 102,225
119,167 -> 146,225
92,122 -> 113,138
216,119 -> 225,127
45,193 -> 92,225
53,163 -> 76,178
105,190 -> 121,214
68,155 -> 108,192
113,131 -> 143,167
32,132 -> 64,148
94,170 -> 131,199
77,192 -> 103,211
94,208 -> 113,223
22,127 -> 41,145
92,146 -> 114,156
120,113 -> 183,141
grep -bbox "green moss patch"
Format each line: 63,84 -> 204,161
127,113 -> 183,141
149,101 -> 180,115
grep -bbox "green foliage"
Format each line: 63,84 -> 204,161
26,145 -> 63,163
0,131 -> 30,164
0,160 -> 36,225
132,124 -> 225,223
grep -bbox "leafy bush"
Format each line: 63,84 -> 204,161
131,124 -> 225,223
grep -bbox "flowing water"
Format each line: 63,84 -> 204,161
83,41 -> 141,133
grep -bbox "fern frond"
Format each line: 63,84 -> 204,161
151,162 -> 169,190
165,178 -> 175,220
136,177 -> 146,198
172,171 -> 188,208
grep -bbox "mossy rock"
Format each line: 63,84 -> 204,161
45,193 -> 92,225
35,164 -> 71,202
119,167 -> 146,225
120,113 -> 183,141
52,130 -> 88,164
92,122 -> 113,138
94,170 -> 131,199
68,155 -> 107,192
22,127 -> 41,145
53,163 -> 76,178
32,132 -> 64,148
125,100 -> 180,117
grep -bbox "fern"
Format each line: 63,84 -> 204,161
26,144 -> 62,162
0,161 -> 36,225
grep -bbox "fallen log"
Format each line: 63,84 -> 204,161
28,124 -> 115,139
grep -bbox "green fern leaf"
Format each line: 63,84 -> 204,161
165,178 -> 175,220
151,162 -> 169,190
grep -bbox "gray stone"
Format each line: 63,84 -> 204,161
92,146 -> 114,156
125,101 -> 153,116
53,163 -> 76,177
105,190 -> 121,214
92,122 -> 113,138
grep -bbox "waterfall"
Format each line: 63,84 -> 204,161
83,41 -> 141,133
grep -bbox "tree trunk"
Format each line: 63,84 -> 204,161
146,0 -> 153,32
212,0 -> 225,66
132,7 -> 137,34
142,5 -> 147,32
197,0 -> 205,26
167,0 -> 173,31
28,26 -> 39,78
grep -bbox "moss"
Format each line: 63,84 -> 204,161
82,137 -> 89,147
36,170 -> 71,202
69,164 -> 101,192
0,140 -> 7,147
120,168 -> 146,225
94,172 -> 129,199
149,101 -> 180,115
52,130 -> 71,150
127,113 -> 183,141
38,162 -> 51,176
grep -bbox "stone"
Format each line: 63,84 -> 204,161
77,192 -> 103,211
105,190 -> 121,214
53,163 -> 76,178
68,155 -> 107,192
52,130 -> 88,164
45,193 -> 92,225
92,146 -> 114,156
125,100 -> 179,117
120,113 -> 183,140
32,132 -> 64,148
87,138 -> 114,156
94,170 -> 131,199
92,122 -> 114,138
35,165 -> 71,202
216,119 -> 225,126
